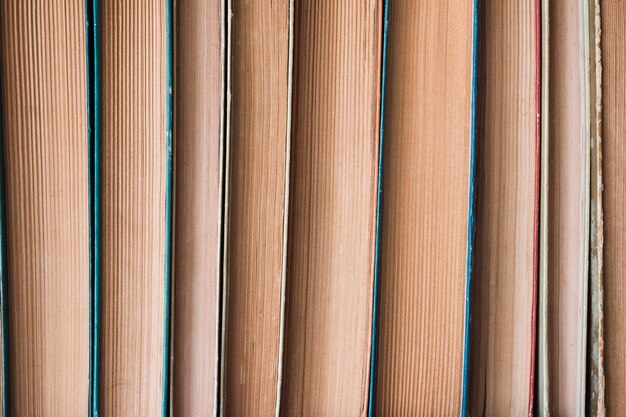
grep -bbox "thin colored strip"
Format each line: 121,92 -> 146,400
89,0 -> 102,415
528,0 -> 541,413
274,0 -> 294,414
214,0 -> 227,413
0,49 -> 9,417
161,0 -> 174,414
367,0 -> 389,415
218,0 -> 233,414
86,0 -> 96,415
537,0 -> 550,414
578,0 -> 593,412
587,0 -> 605,413
460,0 -> 479,415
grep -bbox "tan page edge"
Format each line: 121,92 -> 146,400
578,0 -> 592,413
219,0 -> 232,415
275,0 -> 294,415
587,0 -> 605,414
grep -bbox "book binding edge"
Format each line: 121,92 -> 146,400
367,0 -> 389,414
162,0 -> 174,414
537,0 -> 550,414
460,0 -> 479,415
0,33 -> 9,417
88,0 -> 101,415
587,0 -> 605,414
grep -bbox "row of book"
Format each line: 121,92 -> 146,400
0,0 -> 624,416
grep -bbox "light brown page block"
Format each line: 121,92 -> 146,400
171,0 -> 223,415
100,1 -> 168,415
602,2 -> 626,415
546,0 -> 589,413
282,1 -> 381,416
469,0 -> 537,415
374,1 -> 473,415
223,0 -> 290,416
0,1 -> 89,415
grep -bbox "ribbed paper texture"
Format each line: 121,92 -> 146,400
100,1 -> 168,415
0,1 -> 90,415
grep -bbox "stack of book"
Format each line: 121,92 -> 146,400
0,0 -> 624,416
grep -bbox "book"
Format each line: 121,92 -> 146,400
0,1 -> 90,415
469,0 -> 539,414
281,1 -> 381,415
99,0 -> 172,415
373,1 -> 475,414
170,0 -> 224,415
221,0 -> 291,415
